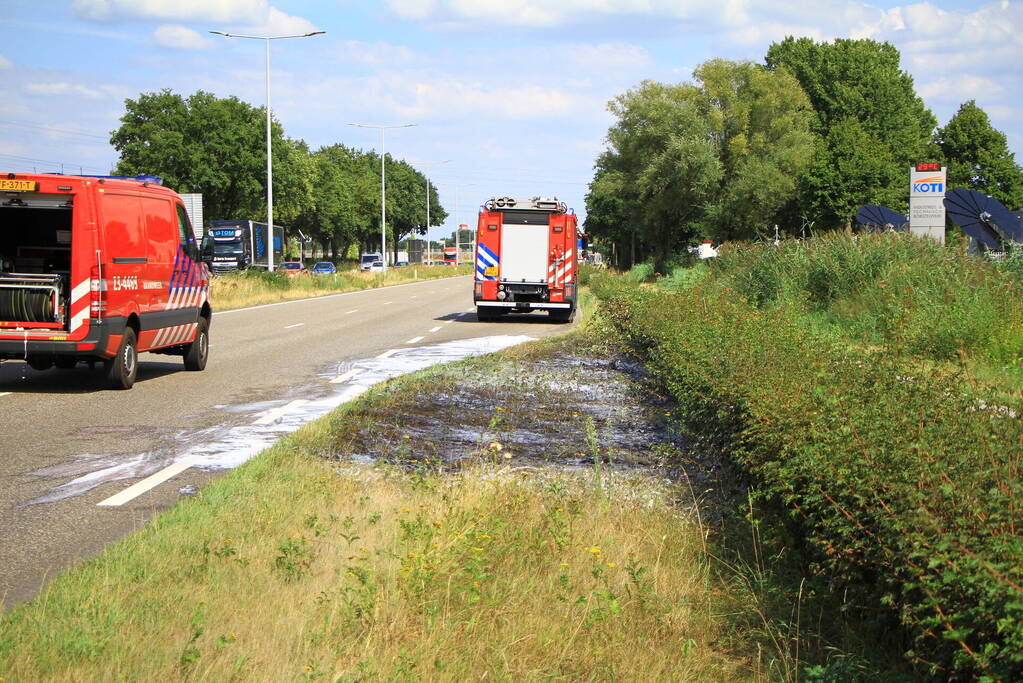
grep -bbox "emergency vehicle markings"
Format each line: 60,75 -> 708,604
406,336 -> 424,344
97,458 -> 196,507
253,399 -> 310,425
284,323 -> 305,329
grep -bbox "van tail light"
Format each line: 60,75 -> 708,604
89,265 -> 107,318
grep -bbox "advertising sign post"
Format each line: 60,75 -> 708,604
909,162 -> 947,243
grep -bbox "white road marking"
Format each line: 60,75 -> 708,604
253,399 -> 309,425
330,368 -> 364,384
383,301 -> 393,305
284,323 -> 305,329
97,459 -> 195,507
428,326 -> 441,332
376,349 -> 398,359
444,319 -> 455,324
0,392 -> 11,398
410,295 -> 417,299
345,309 -> 358,314
406,336 -> 424,344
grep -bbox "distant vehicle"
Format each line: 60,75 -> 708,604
368,260 -> 384,272
310,261 -> 336,275
474,196 -> 578,323
443,246 -> 457,265
394,250 -> 409,266
0,173 -> 211,389
360,252 -> 382,271
200,219 -> 284,274
277,261 -> 308,277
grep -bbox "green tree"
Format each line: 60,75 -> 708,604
110,89 -> 311,225
934,100 -> 1023,209
766,37 -> 937,227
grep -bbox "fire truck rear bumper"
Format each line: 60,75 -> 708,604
0,317 -> 124,360
475,301 -> 572,309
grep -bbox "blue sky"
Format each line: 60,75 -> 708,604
2,0 -> 1021,231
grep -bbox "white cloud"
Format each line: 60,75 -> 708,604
917,74 -> 1004,102
71,0 -> 318,35
568,44 -> 651,70
153,25 -> 212,50
332,41 -> 418,67
0,56 -> 12,69
24,82 -> 105,99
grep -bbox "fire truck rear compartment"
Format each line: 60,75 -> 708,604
0,194 -> 73,326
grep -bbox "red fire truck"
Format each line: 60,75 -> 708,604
473,196 -> 578,322
0,173 -> 211,389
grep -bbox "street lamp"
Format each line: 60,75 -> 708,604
448,183 -> 476,266
348,123 -> 417,272
418,160 -> 451,263
209,28 -> 325,272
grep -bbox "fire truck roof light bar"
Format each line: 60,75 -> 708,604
485,196 -> 567,213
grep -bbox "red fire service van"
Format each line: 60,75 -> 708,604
0,173 -> 211,389
473,196 -> 578,322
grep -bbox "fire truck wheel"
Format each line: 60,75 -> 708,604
549,308 -> 574,323
26,355 -> 54,371
183,317 -> 209,371
105,328 -> 138,390
54,356 -> 78,369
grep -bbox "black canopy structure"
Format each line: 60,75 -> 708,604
944,188 -> 1023,249
855,205 -> 908,231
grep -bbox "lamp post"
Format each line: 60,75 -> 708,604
348,123 -> 416,272
449,183 -> 475,265
419,160 -> 451,263
209,29 -> 324,273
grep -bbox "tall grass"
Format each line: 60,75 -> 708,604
210,264 -> 472,311
709,233 -> 1023,363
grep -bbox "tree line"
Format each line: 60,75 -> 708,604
586,37 -> 1023,269
109,89 -> 447,261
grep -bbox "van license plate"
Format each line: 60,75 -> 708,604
0,179 -> 37,192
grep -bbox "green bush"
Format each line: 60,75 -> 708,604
592,274 -> 1023,680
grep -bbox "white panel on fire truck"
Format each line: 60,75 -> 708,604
500,222 -> 548,283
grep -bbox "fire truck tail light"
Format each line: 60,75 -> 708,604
553,226 -> 563,232
497,291 -> 507,300
474,283 -> 482,297
487,224 -> 497,231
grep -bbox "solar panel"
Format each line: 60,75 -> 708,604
855,205 -> 908,231
944,188 -> 1023,249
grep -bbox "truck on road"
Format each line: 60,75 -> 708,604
473,196 -> 579,322
200,219 -> 283,273
0,173 -> 211,389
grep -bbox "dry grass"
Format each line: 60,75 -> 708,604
210,264 -> 472,312
0,435 -> 760,681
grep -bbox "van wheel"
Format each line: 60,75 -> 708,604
26,356 -> 54,371
183,318 -> 209,371
105,328 -> 138,390
54,356 -> 78,369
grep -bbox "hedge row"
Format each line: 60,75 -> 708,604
592,275 -> 1023,680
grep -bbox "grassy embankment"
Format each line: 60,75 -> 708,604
210,264 -> 473,312
591,232 -> 1023,680
0,326 -> 773,680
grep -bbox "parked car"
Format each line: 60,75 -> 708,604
368,260 -> 384,272
310,261 -> 336,275
277,261 -> 308,277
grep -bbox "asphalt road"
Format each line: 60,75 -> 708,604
0,274 -> 575,608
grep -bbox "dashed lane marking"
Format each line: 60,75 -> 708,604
345,309 -> 358,314
253,399 -> 309,425
330,368 -> 364,384
377,349 -> 398,359
284,323 -> 305,329
97,458 -> 195,507
0,392 -> 11,398
428,326 -> 441,332
383,301 -> 393,305
444,319 -> 454,324
406,336 -> 424,344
